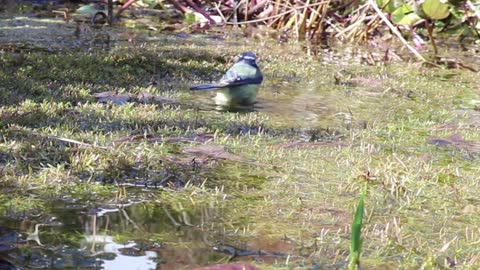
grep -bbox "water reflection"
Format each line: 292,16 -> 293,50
84,234 -> 158,270
1,199 -> 230,270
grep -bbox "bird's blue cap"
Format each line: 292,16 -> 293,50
239,52 -> 257,61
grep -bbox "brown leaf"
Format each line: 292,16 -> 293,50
428,134 -> 480,154
93,91 -> 131,104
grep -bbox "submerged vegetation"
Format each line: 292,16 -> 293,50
1,1 -> 480,269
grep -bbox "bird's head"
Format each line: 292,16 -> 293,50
238,52 -> 258,63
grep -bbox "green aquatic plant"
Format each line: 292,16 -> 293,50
348,188 -> 366,270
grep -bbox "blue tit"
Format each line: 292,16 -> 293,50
190,52 -> 263,107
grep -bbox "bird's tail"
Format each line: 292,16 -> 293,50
190,83 -> 225,91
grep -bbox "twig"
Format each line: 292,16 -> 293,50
214,2 -> 228,23
165,0 -> 190,13
294,6 -> 299,39
368,0 -> 427,62
299,0 -> 310,35
116,0 -> 138,18
11,127 -> 107,149
323,16 -> 348,41
315,0 -> 329,40
247,0 -> 269,16
425,20 -> 438,56
163,204 -> 181,227
120,208 -> 142,230
257,4 -> 274,19
336,10 -> 367,40
266,13 -> 282,27
225,1 -> 329,25
107,0 -> 113,24
184,0 -> 217,24
270,0 -> 281,25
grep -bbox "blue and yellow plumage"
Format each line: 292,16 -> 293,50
190,52 -> 263,107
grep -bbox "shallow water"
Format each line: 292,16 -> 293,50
1,198 -> 233,269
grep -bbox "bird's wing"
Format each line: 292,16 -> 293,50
190,62 -> 262,91
217,62 -> 263,87
190,83 -> 225,90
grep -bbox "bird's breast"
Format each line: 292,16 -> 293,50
214,84 -> 260,106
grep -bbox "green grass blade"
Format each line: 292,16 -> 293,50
348,189 -> 366,270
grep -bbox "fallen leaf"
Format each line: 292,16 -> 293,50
428,134 -> 480,154
93,91 -> 131,104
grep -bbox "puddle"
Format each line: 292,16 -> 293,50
0,180 -> 298,269
0,199 -> 234,270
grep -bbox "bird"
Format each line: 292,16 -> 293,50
190,52 -> 263,107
